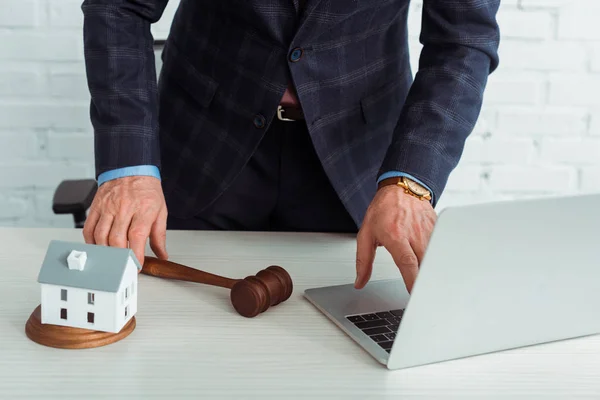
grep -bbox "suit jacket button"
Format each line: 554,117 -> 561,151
289,48 -> 303,62
253,114 -> 266,128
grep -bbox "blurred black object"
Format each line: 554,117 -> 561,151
52,179 -> 97,228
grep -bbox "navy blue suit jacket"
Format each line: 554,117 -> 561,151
81,0 -> 500,226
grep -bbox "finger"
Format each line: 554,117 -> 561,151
108,209 -> 134,249
149,206 -> 168,260
411,241 -> 425,265
409,228 -> 426,265
82,207 -> 101,244
385,238 -> 419,293
411,213 -> 436,264
128,212 -> 152,266
93,213 -> 114,246
355,227 -> 377,289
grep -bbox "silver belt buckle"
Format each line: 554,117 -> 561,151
277,105 -> 295,121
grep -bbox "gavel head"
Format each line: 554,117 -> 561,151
230,265 -> 293,318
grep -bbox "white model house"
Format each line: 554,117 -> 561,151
37,240 -> 142,333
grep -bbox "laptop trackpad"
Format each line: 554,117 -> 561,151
304,279 -> 410,362
304,279 -> 410,319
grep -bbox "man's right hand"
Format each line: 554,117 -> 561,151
82,176 -> 169,266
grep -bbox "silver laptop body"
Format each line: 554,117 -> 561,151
304,194 -> 600,370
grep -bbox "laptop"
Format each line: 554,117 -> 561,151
304,194 -> 600,370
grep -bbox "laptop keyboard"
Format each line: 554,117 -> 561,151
345,309 -> 404,353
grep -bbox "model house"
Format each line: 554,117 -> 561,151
37,240 -> 142,333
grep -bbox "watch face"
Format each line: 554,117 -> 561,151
405,179 -> 429,196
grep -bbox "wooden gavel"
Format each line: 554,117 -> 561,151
141,257 -> 293,318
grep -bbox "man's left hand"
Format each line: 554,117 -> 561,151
355,185 -> 437,293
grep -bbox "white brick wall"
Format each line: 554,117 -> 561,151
0,0 -> 598,227
436,0 -> 600,210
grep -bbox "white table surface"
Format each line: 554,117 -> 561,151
2,227 -> 600,398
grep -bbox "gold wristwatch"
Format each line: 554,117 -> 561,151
378,176 -> 432,202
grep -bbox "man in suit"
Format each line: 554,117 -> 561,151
80,0 -> 500,293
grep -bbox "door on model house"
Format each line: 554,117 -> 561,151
60,288 -> 68,320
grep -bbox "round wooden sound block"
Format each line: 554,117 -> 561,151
25,305 -> 136,349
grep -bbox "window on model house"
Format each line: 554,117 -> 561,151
88,292 -> 94,305
61,289 -> 67,301
125,306 -> 129,318
60,308 -> 67,319
122,283 -> 134,305
87,312 -> 94,324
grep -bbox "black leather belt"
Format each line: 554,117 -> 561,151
277,105 -> 304,121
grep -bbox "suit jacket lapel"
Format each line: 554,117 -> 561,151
292,0 -> 313,18
291,0 -> 300,14
292,0 -> 367,44
292,0 -> 324,40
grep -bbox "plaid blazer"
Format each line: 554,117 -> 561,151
82,0 -> 500,226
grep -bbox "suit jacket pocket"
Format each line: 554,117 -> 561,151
160,41 -> 219,109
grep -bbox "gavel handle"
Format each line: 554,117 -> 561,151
141,256 -> 238,289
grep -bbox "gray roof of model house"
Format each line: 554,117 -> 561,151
37,240 -> 142,293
